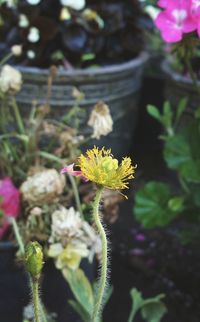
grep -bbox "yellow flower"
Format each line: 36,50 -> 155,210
78,146 -> 135,190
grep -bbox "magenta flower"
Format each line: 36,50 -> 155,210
61,163 -> 88,182
190,0 -> 200,16
0,177 -> 20,239
155,0 -> 197,43
158,0 -> 168,8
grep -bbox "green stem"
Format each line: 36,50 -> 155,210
9,217 -> 25,255
185,57 -> 200,94
0,52 -> 13,66
11,97 -> 25,134
127,307 -> 137,322
91,187 -> 107,322
31,278 -> 41,322
10,218 -> 47,322
68,174 -> 83,218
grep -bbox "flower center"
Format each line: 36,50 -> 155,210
101,157 -> 118,172
172,9 -> 187,27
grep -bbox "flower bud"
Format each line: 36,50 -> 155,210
25,242 -> 44,279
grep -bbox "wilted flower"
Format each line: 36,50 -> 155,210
11,44 -> 22,56
20,169 -> 65,204
62,147 -> 135,191
48,241 -> 89,270
49,206 -> 83,243
88,101 -> 113,139
0,177 -> 20,239
60,0 -> 85,11
0,65 -> 22,94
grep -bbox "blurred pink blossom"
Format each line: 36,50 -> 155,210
155,0 -> 198,43
0,177 -> 20,239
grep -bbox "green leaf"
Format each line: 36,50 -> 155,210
130,288 -> 144,312
175,97 -> 188,124
68,300 -> 91,322
62,268 -> 94,315
134,182 -> 179,228
147,105 -> 161,121
168,196 -> 185,212
164,121 -> 200,183
141,297 -> 167,322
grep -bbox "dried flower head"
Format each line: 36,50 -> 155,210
60,0 -> 85,11
49,206 -> 83,243
88,101 -> 113,139
0,65 -> 22,94
20,169 -> 65,204
11,44 -> 23,56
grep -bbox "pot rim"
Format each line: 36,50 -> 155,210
162,58 -> 200,85
0,241 -> 16,250
16,51 -> 149,76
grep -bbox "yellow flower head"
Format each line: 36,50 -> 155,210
77,146 -> 135,190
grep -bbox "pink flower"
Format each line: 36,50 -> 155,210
155,0 -> 197,43
190,0 -> 200,16
61,164 -> 88,181
158,0 -> 168,8
0,177 -> 20,239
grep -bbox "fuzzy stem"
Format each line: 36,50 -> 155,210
31,278 -> 41,322
10,218 -> 47,322
91,187 -> 107,322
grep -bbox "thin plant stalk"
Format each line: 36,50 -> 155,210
185,56 -> 200,94
11,97 -> 25,135
9,217 -> 25,255
91,187 -> 108,322
68,174 -> 83,218
0,52 -> 13,66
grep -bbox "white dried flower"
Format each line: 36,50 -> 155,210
26,0 -> 41,4
19,14 -> 29,28
20,169 -> 65,204
49,206 -> 82,243
11,45 -> 22,56
88,101 -> 113,139
60,0 -> 85,11
27,50 -> 36,59
27,27 -> 40,43
0,65 -> 22,94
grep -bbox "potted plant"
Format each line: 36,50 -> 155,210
0,0 -> 149,157
154,0 -> 200,113
0,64 -> 122,322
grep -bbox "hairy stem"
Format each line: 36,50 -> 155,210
31,278 -> 41,322
10,218 -> 47,322
91,187 -> 107,322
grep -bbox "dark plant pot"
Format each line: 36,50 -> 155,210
16,52 -> 148,158
0,242 -> 29,322
0,241 -> 94,322
162,59 -> 199,122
